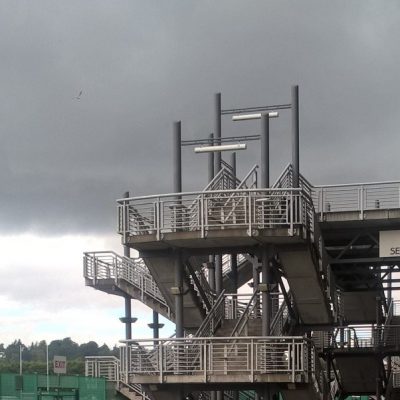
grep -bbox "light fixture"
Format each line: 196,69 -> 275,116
194,143 -> 247,153
232,112 -> 279,121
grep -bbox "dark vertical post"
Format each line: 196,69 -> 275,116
172,122 -> 184,338
173,121 -> 182,194
122,191 -> 134,340
376,296 -> 381,326
174,251 -> 184,338
291,85 -> 300,188
230,152 -> 237,179
208,133 -> 215,183
262,248 -> 271,337
214,93 -> 222,174
123,191 -> 131,258
376,361 -> 381,400
215,255 -> 223,295
124,297 -> 132,340
261,114 -> 270,188
230,151 -> 238,293
148,311 -> 164,343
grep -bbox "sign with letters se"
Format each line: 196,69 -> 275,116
379,230 -> 400,257
53,356 -> 67,374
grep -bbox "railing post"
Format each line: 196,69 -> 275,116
125,343 -> 129,384
320,188 -> 324,219
200,194 -> 205,238
250,339 -> 254,382
93,257 -> 97,286
248,192 -> 252,235
155,200 -> 160,240
203,340 -> 207,383
114,256 -> 118,284
359,186 -> 364,220
292,339 -> 295,383
289,191 -> 294,235
159,341 -> 163,383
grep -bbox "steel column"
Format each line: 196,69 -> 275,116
262,247 -> 271,336
148,311 -> 163,340
208,133 -> 215,183
174,251 -> 184,338
291,85 -> 299,188
173,121 -> 182,194
261,113 -> 270,188
120,296 -> 137,341
214,93 -> 222,173
121,191 -> 135,340
208,257 -> 216,291
231,254 -> 238,294
230,151 -> 237,179
123,191 -> 130,258
215,255 -> 223,295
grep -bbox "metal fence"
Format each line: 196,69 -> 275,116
117,188 -> 314,241
121,337 -> 310,383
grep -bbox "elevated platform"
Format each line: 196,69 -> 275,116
121,337 -> 310,386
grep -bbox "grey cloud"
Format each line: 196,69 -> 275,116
1,0 -> 400,234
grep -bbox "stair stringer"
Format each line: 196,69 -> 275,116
142,255 -> 207,331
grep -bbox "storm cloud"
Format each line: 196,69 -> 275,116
1,1 -> 400,235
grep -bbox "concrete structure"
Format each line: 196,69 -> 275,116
84,86 -> 400,400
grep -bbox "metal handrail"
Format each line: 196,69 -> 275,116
195,290 -> 226,337
230,291 -> 260,337
314,180 -> 400,217
85,356 -> 120,382
118,187 -> 312,240
83,251 -> 170,315
122,336 -> 309,383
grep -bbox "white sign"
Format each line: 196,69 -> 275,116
53,356 -> 67,374
379,230 -> 400,257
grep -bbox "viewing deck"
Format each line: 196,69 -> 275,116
117,188 -> 313,252
119,337 -> 311,386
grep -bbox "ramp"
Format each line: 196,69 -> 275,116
142,255 -> 209,331
279,245 -> 332,325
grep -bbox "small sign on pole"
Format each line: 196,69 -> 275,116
53,356 -> 67,374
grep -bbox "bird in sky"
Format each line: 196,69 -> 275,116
75,90 -> 83,100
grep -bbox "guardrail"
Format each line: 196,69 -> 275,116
121,336 -> 310,384
83,251 -> 170,315
329,325 -> 400,349
85,356 -> 120,382
313,181 -> 400,219
117,188 -> 313,241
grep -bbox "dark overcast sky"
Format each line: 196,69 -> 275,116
1,0 -> 400,235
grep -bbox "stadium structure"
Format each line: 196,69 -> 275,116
83,86 -> 400,400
